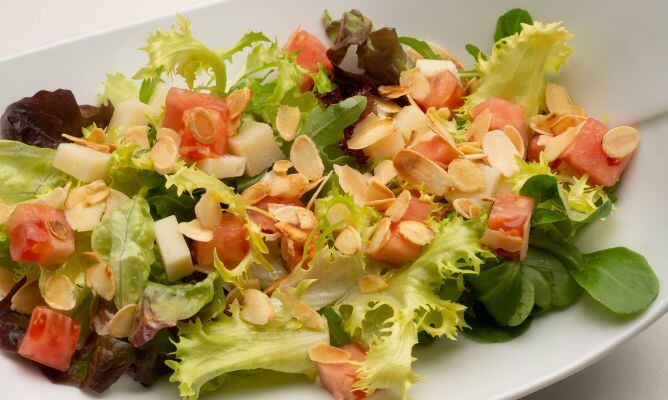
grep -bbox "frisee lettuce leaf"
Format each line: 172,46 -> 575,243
109,145 -> 163,197
97,72 -> 139,106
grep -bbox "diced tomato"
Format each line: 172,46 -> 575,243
371,223 -> 423,267
415,70 -> 464,111
559,118 -> 632,187
483,192 -> 533,261
401,196 -> 432,222
527,134 -> 545,162
163,88 -> 228,131
316,343 -> 368,400
471,97 -> 527,145
178,107 -> 229,161
411,135 -> 459,167
283,29 -> 333,91
248,196 -> 305,233
18,306 -> 80,371
195,213 -> 249,269
7,203 -> 75,268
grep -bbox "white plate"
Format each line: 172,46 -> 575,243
1,0 -> 667,399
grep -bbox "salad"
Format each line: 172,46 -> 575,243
0,7 -> 659,400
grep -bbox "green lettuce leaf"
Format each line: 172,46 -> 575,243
0,140 -> 70,205
109,145 -> 164,196
97,72 -> 139,106
91,195 -> 155,307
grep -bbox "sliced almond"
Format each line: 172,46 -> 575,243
502,125 -> 526,156
364,180 -> 395,203
393,149 -> 453,195
334,225 -> 362,255
358,274 -> 389,294
306,171 -> 333,210
11,280 -> 45,314
43,183 -> 72,209
290,135 -> 324,181
195,192 -> 222,229
426,111 -> 462,155
385,190 -> 412,221
550,114 -> 586,135
276,105 -> 301,141
529,114 -> 558,136
378,85 -> 411,99
225,279 -> 261,305
275,221 -> 308,243
62,134 -> 113,153
272,205 -> 315,229
46,219 -> 69,240
602,126 -> 640,159
544,124 -> 582,162
240,289 -> 274,326
545,83 -> 573,115
397,220 -> 434,246
108,303 -> 137,338
272,159 -> 293,176
242,181 -> 270,205
469,108 -> 492,142
44,274 -> 77,311
372,160 -> 397,186
84,182 -> 110,206
85,262 -> 116,301
269,173 -> 310,200
296,207 -> 317,230
291,301 -> 325,331
124,126 -> 151,148
458,142 -> 484,156
65,201 -> 106,232
482,130 -> 520,178
156,127 -> 181,145
536,134 -> 551,147
179,219 -> 214,242
65,186 -> 87,209
366,218 -> 392,255
448,158 -> 485,193
453,198 -> 480,219
87,127 -> 107,143
399,68 -> 430,100
374,96 -> 402,114
227,87 -> 252,119
326,203 -> 352,228
333,164 -> 368,202
106,188 -> 130,214
308,342 -> 351,364
482,229 -> 524,253
151,136 -> 180,175
348,118 -> 395,150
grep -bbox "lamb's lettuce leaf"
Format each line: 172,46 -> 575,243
494,8 -> 534,42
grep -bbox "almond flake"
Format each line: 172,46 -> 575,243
123,126 -> 151,148
271,205 -> 301,225
269,173 -> 310,200
151,136 -> 180,175
62,134 -> 113,153
372,160 -> 397,186
399,68 -> 430,100
292,301 -> 325,331
378,85 -> 410,99
502,125 -> 526,156
458,143 -> 484,155
11,280 -> 45,314
463,153 -> 488,161
550,114 -> 586,135
276,105 -> 300,141
468,108 -> 492,143
65,201 -> 106,232
44,274 -> 77,311
296,207 -> 317,230
436,107 -> 451,120
226,279 -> 261,305
366,218 -> 392,255
373,96 -> 402,114
105,188 -> 130,215
290,135 -> 324,181
385,190 -> 412,221
84,183 -> 110,206
108,304 -> 137,338
397,220 -> 434,246
326,203 -> 352,228
43,182 -> 71,209
46,220 -> 69,240
358,274 -> 389,294
240,289 -> 274,326
536,134 -> 551,147
348,118 -> 395,150
195,192 -> 222,229
602,126 -> 640,159
308,343 -> 351,364
453,198 -> 480,219
275,221 -> 308,243
529,114 -> 558,136
179,219 -> 214,242
545,83 -> 573,115
393,149 -> 453,195
482,228 -> 524,253
272,159 -> 293,176
482,130 -> 520,178
264,275 -> 288,295
364,180 -> 395,202
242,181 -> 270,205
426,111 -> 462,154
85,262 -> 116,301
227,87 -> 252,119
156,127 -> 181,145
448,158 -> 485,193
306,171 -> 333,210
87,127 -> 107,143
333,164 -> 368,202
334,225 -> 362,255
544,124 -> 582,162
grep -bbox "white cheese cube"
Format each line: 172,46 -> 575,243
364,129 -> 405,162
147,83 -> 170,110
394,105 -> 430,142
53,143 -> 111,182
228,121 -> 284,176
153,215 -> 194,282
416,59 -> 458,78
109,99 -> 158,135
444,164 -> 501,205
196,155 -> 246,179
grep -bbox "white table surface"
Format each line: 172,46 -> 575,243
1,1 -> 666,399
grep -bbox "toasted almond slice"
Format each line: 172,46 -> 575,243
44,274 -> 77,311
227,87 -> 252,119
46,219 -> 69,240
292,301 -> 326,331
544,124 -> 582,162
397,220 -> 434,246
290,135 -> 324,181
43,182 -> 72,209
308,343 -> 351,364
426,111 -> 462,155
385,190 -> 412,221
468,108 -> 492,143
378,85 -> 411,99
436,107 -> 451,120
264,275 -> 288,295
124,126 -> 151,148
65,201 -> 106,232
156,127 -> 181,145
151,136 -> 180,175
271,205 -> 300,225
348,118 -> 395,150
502,125 -> 526,156
334,225 -> 362,255
374,96 -> 402,114
62,134 -> 113,153
463,153 -> 488,161
372,160 -> 397,186
468,203 -> 482,218
108,304 -> 137,338
545,83 -> 573,115
106,188 -> 130,214
333,164 -> 368,202
242,181 -> 270,205
550,114 -> 586,135
85,185 -> 110,206
195,192 -> 222,229
536,134 -> 551,147
296,207 -> 317,230
272,159 -> 293,176
306,171 -> 333,210
326,203 -> 352,227
399,68 -> 430,100
269,173 -> 310,200
458,143 -> 484,155
448,158 -> 485,193
529,114 -> 557,136
179,219 -> 214,242
65,186 -> 86,209
358,274 -> 389,294
275,221 -> 308,243
453,198 -> 477,219
602,126 -> 640,159
393,149 -> 453,195
482,130 -> 520,178
366,218 -> 392,255
364,180 -> 395,202
225,279 -> 261,305
482,229 -> 524,253
85,262 -> 116,301
87,127 -> 107,143
11,280 -> 45,314
276,105 -> 301,142
240,289 -> 274,326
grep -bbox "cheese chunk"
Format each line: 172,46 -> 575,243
109,99 -> 158,135
153,215 -> 194,282
196,155 -> 246,179
228,121 -> 283,176
147,83 -> 170,110
53,143 -> 111,182
416,59 -> 458,78
393,105 -> 430,142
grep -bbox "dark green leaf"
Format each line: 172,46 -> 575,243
139,66 -> 164,104
520,174 -> 559,204
523,266 -> 551,312
524,247 -> 582,307
399,36 -> 440,60
357,27 -> 408,85
320,306 -> 351,347
147,185 -> 198,222
232,171 -> 267,193
494,8 -> 533,42
300,96 -> 367,151
529,236 -> 585,274
465,44 -> 486,61
464,309 -> 532,343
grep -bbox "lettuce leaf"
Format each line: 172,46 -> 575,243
109,145 -> 164,197
463,22 -> 573,119
335,216 -> 491,396
97,73 -> 139,106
